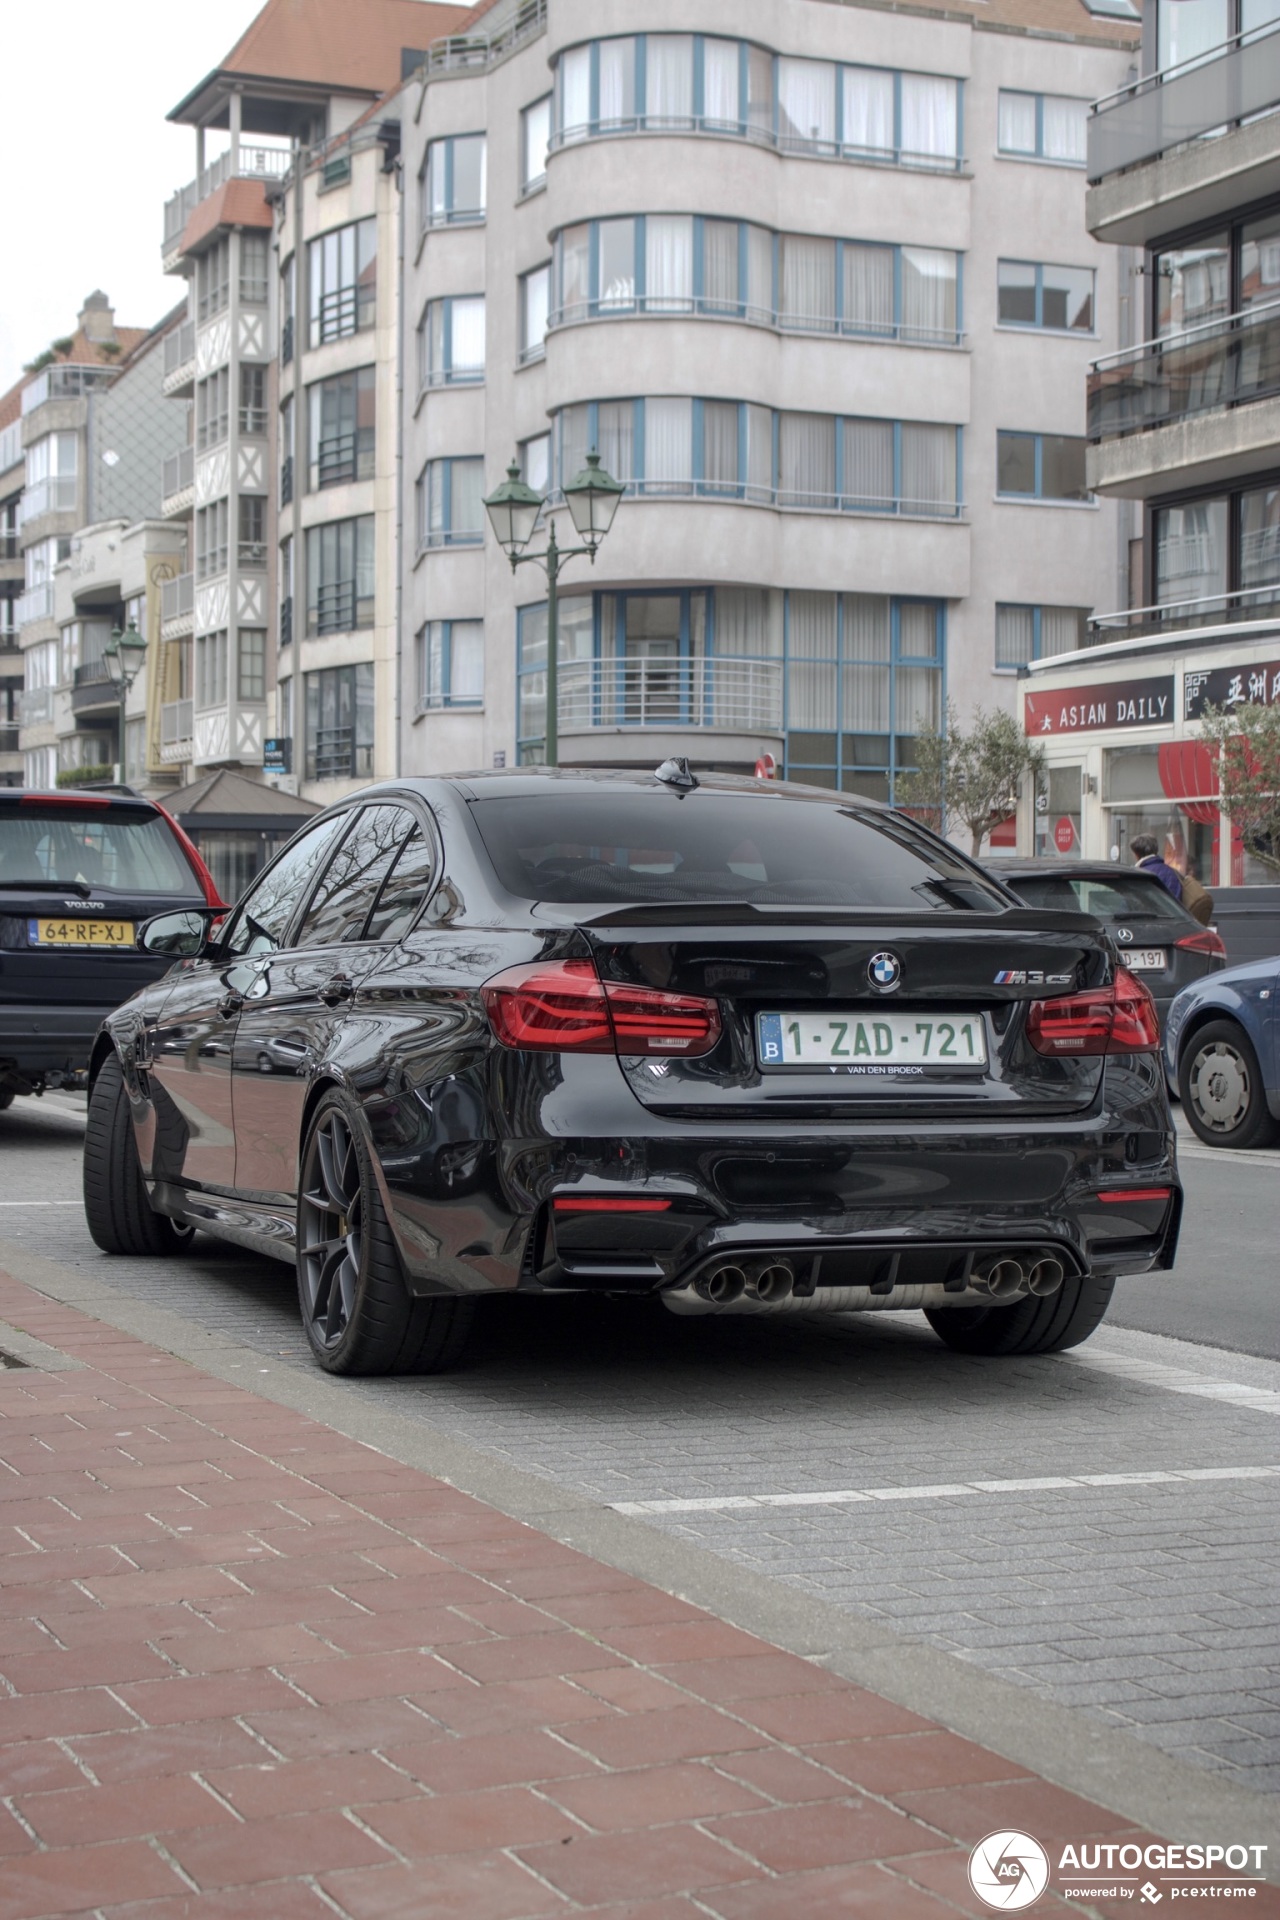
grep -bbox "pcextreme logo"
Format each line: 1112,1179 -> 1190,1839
967,1833 -> 1270,1909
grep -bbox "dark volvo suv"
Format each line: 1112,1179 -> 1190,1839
85,770 -> 1181,1374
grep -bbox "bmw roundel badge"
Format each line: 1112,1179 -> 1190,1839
868,950 -> 901,989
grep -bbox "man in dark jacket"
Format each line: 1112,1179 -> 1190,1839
1131,832 -> 1183,901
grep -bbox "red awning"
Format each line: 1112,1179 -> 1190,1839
1158,741 -> 1219,825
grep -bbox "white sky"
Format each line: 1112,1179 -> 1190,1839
0,1 -> 266,395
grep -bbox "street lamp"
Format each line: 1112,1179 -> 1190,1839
483,451 -> 624,767
103,617 -> 147,786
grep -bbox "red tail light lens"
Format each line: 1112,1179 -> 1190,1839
482,959 -> 722,1058
1026,971 -> 1160,1057
1175,928 -> 1227,959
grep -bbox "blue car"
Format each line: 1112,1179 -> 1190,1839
1165,956 -> 1280,1149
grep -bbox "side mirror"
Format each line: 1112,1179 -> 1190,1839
137,908 -> 217,958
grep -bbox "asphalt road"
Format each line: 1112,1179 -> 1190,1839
1,1091 -> 1278,1801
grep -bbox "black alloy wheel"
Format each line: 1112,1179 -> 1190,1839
924,1271 -> 1116,1356
1178,1019 -> 1279,1150
296,1089 -> 475,1376
83,1053 -> 197,1257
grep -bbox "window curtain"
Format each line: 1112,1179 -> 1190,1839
702,401 -> 740,491
746,226 -> 774,319
998,91 -> 1037,153
781,237 -> 837,329
646,216 -> 694,309
1155,500 -> 1228,605
559,405 -> 589,490
643,398 -> 692,491
450,622 -> 484,702
1041,95 -> 1086,163
995,605 -> 1034,668
703,39 -> 740,124
559,225 -> 590,317
777,58 -> 836,147
747,45 -> 774,133
597,218 -> 636,308
900,249 -> 956,339
558,46 -> 591,137
427,302 -> 446,377
424,624 -> 444,704
779,414 -> 836,506
702,220 -> 739,310
745,404 -> 773,499
520,270 -> 547,354
843,596 -> 892,738
453,297 -> 485,371
842,67 -> 894,155
895,663 -> 940,740
900,424 -> 956,512
787,592 -> 838,730
843,419 -> 894,510
598,39 -> 635,125
715,588 -> 775,656
790,590 -> 837,655
596,401 -> 636,486
646,36 -> 693,122
1040,607 -> 1083,656
843,244 -> 895,334
900,75 -> 957,164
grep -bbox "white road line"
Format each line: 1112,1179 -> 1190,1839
0,1202 -> 80,1208
1069,1347 -> 1280,1415
611,1463 -> 1280,1517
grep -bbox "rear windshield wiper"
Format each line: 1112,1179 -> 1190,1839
0,878 -> 94,896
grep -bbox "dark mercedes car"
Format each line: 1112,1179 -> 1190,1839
1,790 -> 222,1108
84,769 -> 1181,1375
984,859 -> 1225,1029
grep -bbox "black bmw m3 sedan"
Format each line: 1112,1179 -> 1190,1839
83,768 -> 1181,1375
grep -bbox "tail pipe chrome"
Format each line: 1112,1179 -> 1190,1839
694,1262 -> 747,1305
745,1258 -> 795,1303
971,1257 -> 1025,1302
1026,1256 -> 1066,1297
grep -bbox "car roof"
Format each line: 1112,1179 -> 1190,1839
349,768 -> 890,808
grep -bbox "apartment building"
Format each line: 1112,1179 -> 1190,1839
0,402 -> 22,786
399,0 -> 1138,844
12,296 -> 189,792
1033,0 -> 1280,885
159,0 -> 466,808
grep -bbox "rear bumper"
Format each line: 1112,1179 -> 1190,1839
0,1009 -> 106,1081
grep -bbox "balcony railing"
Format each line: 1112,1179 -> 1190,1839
1089,581 -> 1280,639
280,595 -> 293,647
556,656 -> 783,733
162,446 -> 195,500
422,0 -> 545,76
15,583 -> 54,626
161,572 -> 194,623
73,660 -> 114,690
18,687 -> 52,725
314,431 -> 375,490
164,321 -> 195,378
546,296 -> 962,349
308,725 -> 373,783
161,699 -> 193,757
280,455 -> 294,506
1088,298 -> 1280,440
163,144 -> 292,246
1088,22 -> 1280,183
21,364 -> 115,414
17,475 -> 77,525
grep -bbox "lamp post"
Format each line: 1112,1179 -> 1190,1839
483,451 -> 624,767
103,617 -> 147,787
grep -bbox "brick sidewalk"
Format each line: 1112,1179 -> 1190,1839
0,1267 -> 1269,1920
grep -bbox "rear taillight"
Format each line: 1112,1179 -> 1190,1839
482,959 -> 721,1058
1026,971 -> 1160,1058
1175,928 -> 1227,959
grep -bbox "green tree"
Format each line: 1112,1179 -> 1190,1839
1198,700 -> 1280,875
897,700 -> 1047,857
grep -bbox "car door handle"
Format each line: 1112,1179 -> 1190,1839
217,991 -> 244,1019
321,972 -> 355,1006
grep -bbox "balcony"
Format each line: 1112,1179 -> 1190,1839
1087,300 -> 1280,497
162,145 -> 291,254
555,656 -> 783,755
17,475 -> 77,527
18,687 -> 53,726
1087,24 -> 1280,245
0,724 -> 19,756
1089,582 -> 1280,642
21,364 -> 115,415
15,583 -> 54,628
162,320 -> 196,396
161,446 -> 195,515
72,660 -> 120,715
161,572 -> 194,634
160,699 -> 193,763
422,0 -> 545,76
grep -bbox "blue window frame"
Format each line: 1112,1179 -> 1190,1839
996,260 -> 1094,332
420,134 -> 486,229
415,457 -> 485,548
783,594 -> 945,802
996,431 -> 1090,503
995,604 -> 1088,669
996,90 -> 1087,165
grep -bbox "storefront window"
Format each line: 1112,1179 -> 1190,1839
1104,745 -> 1215,880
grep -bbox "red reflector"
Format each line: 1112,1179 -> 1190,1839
482,960 -> 721,1058
20,792 -> 110,808
1098,1188 -> 1172,1204
1175,928 -> 1227,959
553,1198 -> 673,1213
1026,971 -> 1160,1057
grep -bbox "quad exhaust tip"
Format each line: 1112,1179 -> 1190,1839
694,1257 -> 796,1305
690,1251 -> 1064,1309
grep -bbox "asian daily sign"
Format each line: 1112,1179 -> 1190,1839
1024,676 -> 1175,737
1184,659 -> 1280,720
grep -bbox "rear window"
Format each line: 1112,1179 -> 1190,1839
1007,872 -> 1189,923
469,791 -> 1010,911
0,807 -> 194,895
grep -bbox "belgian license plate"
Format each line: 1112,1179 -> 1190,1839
1119,949 -> 1167,972
757,1011 -> 988,1073
30,918 -> 134,950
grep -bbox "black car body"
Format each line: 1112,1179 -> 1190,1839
985,859 -> 1226,1028
1,791 -> 221,1103
87,772 -> 1181,1374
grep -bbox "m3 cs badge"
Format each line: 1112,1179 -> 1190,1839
994,969 -> 1073,986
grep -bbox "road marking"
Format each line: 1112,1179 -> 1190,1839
611,1463 -> 1280,1516
0,1201 -> 80,1208
1070,1347 -> 1280,1415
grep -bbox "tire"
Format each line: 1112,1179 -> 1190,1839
297,1089 -> 475,1377
924,1271 -> 1115,1356
83,1053 -> 197,1256
0,1088 -> 15,1112
1178,1018 -> 1279,1150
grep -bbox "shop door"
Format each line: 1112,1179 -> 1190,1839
1035,764 -> 1083,858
